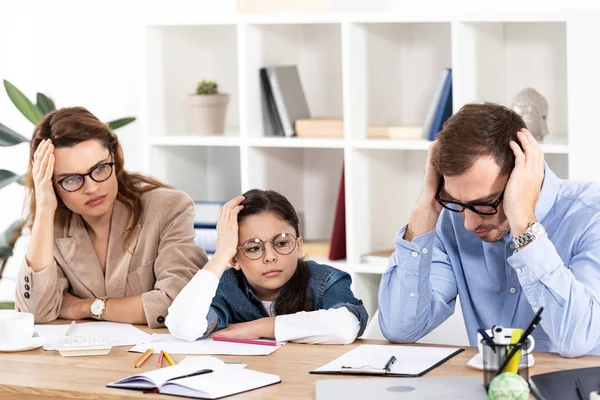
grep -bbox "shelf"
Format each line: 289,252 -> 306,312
149,146 -> 241,202
247,137 -> 345,149
149,132 -> 241,147
144,24 -> 239,138
243,23 -> 343,138
351,263 -> 387,275
352,139 -> 431,151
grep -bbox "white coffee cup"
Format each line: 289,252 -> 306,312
0,311 -> 34,341
477,327 -> 535,355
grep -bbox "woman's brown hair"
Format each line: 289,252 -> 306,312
238,189 -> 313,315
432,102 -> 527,177
25,106 -> 172,249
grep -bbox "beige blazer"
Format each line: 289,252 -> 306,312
16,188 -> 208,328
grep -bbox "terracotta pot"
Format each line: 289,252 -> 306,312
188,93 -> 230,135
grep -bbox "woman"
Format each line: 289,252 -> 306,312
16,107 -> 207,327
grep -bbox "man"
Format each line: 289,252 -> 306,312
378,102 -> 600,357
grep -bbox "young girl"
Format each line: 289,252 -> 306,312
166,189 -> 368,344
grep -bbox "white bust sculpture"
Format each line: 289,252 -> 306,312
511,88 -> 549,141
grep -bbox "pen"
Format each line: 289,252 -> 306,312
495,307 -> 544,378
133,348 -> 154,368
157,350 -> 164,368
478,328 -> 496,353
166,369 -> 213,382
64,320 -> 76,336
212,337 -> 278,347
163,350 -> 175,366
383,355 -> 396,372
505,329 -> 523,374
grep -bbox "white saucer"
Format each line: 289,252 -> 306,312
467,352 -> 535,370
0,336 -> 45,352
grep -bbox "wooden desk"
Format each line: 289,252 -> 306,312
0,327 -> 598,399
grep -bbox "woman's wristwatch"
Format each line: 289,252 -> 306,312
90,297 -> 109,320
510,222 -> 546,251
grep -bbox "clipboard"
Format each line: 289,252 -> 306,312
310,344 -> 465,377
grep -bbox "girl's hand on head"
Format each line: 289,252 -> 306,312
214,195 -> 245,261
32,139 -> 58,213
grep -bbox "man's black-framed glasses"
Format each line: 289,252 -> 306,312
238,233 -> 298,260
434,180 -> 504,216
55,161 -> 115,192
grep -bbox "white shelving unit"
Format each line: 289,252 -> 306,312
139,11 -> 600,343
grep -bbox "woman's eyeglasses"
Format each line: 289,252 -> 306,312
238,233 -> 298,260
55,161 -> 115,192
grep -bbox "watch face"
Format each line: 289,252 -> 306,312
91,299 -> 104,315
531,223 -> 546,236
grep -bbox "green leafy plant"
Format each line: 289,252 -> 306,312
195,80 -> 219,95
0,79 -> 136,281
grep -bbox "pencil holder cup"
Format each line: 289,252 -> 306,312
481,340 -> 530,390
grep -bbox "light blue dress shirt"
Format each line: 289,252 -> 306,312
379,166 -> 600,357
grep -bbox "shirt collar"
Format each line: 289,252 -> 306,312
535,163 -> 561,223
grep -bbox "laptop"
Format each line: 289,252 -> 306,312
316,376 -> 488,400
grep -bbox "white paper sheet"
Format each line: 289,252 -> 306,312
312,344 -> 462,376
35,321 -> 152,351
129,333 -> 282,356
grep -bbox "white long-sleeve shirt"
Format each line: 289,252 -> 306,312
166,269 -> 362,344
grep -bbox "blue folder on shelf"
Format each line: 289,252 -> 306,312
428,68 -> 453,141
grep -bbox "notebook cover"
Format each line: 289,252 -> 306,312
260,68 -> 284,136
531,366 -> 600,400
309,348 -> 465,377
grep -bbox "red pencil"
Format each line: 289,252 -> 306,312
212,337 -> 278,347
157,350 -> 164,368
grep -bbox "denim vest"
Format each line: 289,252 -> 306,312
204,261 -> 368,337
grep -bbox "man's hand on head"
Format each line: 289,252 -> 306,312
504,128 -> 545,237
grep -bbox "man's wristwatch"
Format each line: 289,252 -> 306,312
510,222 -> 546,251
90,297 -> 109,320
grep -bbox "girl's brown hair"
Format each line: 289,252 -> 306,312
25,106 -> 172,249
238,189 -> 314,315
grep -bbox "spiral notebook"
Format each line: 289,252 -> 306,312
311,344 -> 464,377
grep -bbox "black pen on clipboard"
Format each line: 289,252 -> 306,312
341,355 -> 397,375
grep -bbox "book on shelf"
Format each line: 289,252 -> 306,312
259,65 -> 311,137
295,117 -> 344,138
302,241 -> 331,259
423,68 -> 453,141
360,249 -> 394,265
329,166 -> 346,261
367,126 -> 423,140
193,202 -> 224,255
260,68 -> 285,137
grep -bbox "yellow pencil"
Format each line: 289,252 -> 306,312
163,350 -> 175,366
505,329 -> 523,374
133,348 -> 154,368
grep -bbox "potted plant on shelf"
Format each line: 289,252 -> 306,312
188,80 -> 229,135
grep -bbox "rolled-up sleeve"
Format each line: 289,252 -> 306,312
15,258 -> 69,323
142,194 -> 208,328
378,225 -> 458,343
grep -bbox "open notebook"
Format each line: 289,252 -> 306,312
107,357 -> 280,399
311,344 -> 464,377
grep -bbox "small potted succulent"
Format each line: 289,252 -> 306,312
188,80 -> 229,135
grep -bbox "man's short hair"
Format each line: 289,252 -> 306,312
431,102 -> 527,176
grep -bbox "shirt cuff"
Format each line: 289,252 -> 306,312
395,225 -> 437,251
507,235 -> 563,286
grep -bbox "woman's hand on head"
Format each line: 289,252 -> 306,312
214,195 -> 245,261
32,139 -> 58,213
